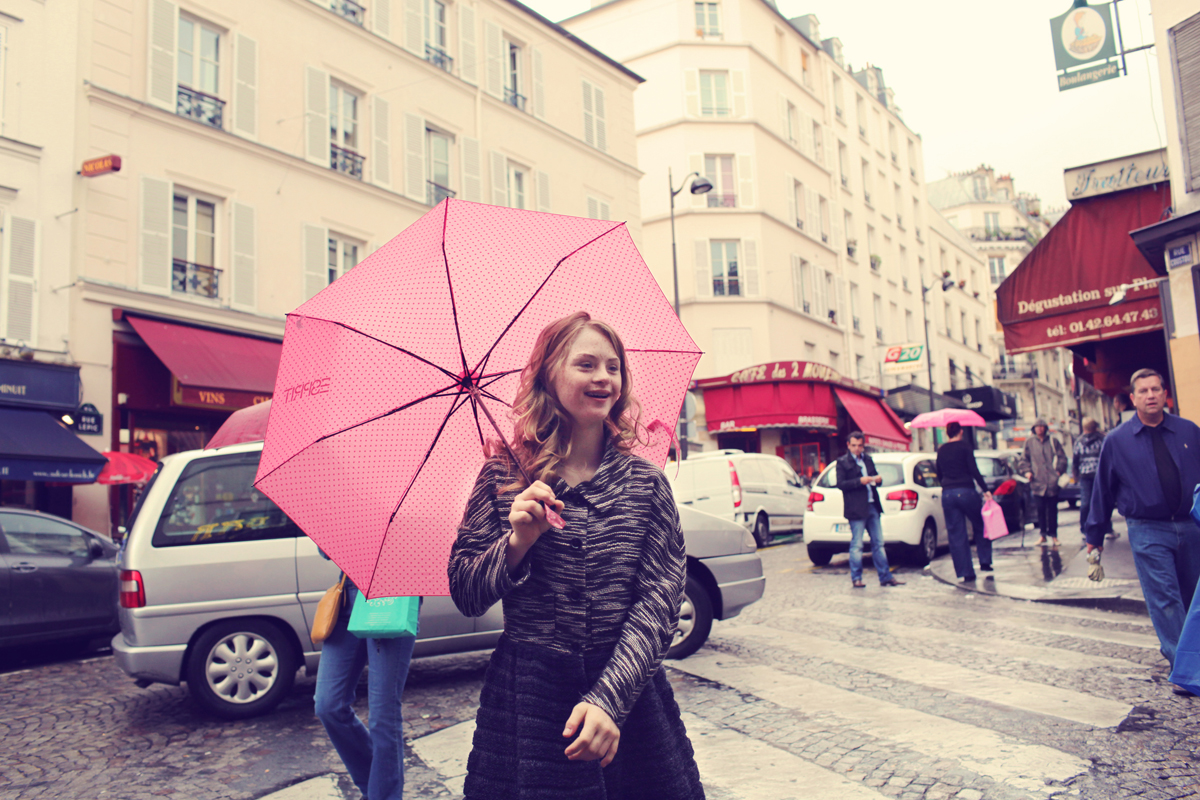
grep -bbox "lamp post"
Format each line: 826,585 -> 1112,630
669,167 -> 713,460
919,276 -> 956,447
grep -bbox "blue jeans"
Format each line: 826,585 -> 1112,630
315,586 -> 416,800
1126,518 -> 1200,667
943,488 -> 990,580
849,505 -> 893,583
1079,474 -> 1111,536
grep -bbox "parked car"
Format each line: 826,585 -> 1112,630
666,449 -> 809,547
0,509 -> 120,648
802,452 -> 947,567
974,449 -> 1036,532
113,441 -> 764,719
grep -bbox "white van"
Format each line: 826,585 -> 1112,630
666,450 -> 810,547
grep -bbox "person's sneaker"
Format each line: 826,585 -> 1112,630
980,564 -> 994,572
1172,684 -> 1195,697
959,575 -> 977,582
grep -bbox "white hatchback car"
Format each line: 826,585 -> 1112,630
802,452 -> 947,567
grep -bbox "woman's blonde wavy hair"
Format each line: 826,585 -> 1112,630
493,312 -> 645,490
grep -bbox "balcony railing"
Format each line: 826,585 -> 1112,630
427,181 -> 455,206
835,106 -> 844,119
841,175 -> 849,188
852,316 -> 861,333
858,125 -> 867,137
330,143 -> 366,179
993,364 -> 1035,380
891,152 -> 898,164
902,277 -> 909,291
708,193 -> 737,208
910,167 -> 918,180
505,87 -> 527,112
796,218 -> 804,230
425,44 -> 453,73
329,0 -> 366,25
875,326 -> 884,341
172,259 -> 221,299
897,215 -> 904,229
864,192 -> 872,205
702,106 -> 732,117
821,232 -> 829,244
802,301 -> 811,314
176,85 -> 225,130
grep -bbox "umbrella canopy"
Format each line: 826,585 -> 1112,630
205,400 -> 272,449
255,199 -> 702,598
97,451 -> 158,485
908,408 -> 987,429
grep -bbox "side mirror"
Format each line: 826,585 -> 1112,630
88,537 -> 105,559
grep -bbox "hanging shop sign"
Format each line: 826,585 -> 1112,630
80,154 -> 122,177
882,343 -> 926,376
1050,3 -> 1121,91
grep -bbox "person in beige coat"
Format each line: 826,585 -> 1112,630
1018,419 -> 1069,546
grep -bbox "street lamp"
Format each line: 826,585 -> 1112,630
919,276 -> 957,414
669,167 -> 713,460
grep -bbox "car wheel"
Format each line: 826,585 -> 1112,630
909,520 -> 937,566
752,513 -> 771,548
668,573 -> 714,660
806,544 -> 833,566
186,620 -> 297,720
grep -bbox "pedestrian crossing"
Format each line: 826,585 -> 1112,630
407,590 -> 1161,799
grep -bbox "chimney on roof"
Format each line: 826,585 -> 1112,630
789,14 -> 820,42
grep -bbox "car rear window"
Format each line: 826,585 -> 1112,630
816,461 -> 904,488
152,453 -> 299,547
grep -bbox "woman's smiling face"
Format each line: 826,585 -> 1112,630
551,327 -> 622,428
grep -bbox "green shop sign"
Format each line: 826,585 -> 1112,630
1050,3 -> 1120,91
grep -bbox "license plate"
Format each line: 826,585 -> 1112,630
833,523 -> 848,533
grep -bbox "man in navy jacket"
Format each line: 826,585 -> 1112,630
836,431 -> 904,588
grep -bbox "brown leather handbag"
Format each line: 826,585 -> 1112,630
311,574 -> 347,643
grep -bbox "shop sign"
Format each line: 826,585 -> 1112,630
81,154 -> 122,177
0,360 -> 82,412
694,360 -> 878,395
882,343 -> 926,375
1064,149 -> 1169,201
172,377 -> 272,411
0,460 -> 101,483
1050,3 -> 1120,91
1168,242 -> 1193,269
75,402 -> 103,435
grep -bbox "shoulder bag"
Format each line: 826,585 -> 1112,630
311,573 -> 347,644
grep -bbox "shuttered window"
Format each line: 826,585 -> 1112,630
233,34 -> 258,139
582,80 -> 607,151
1171,14 -> 1200,191
2,215 -> 39,344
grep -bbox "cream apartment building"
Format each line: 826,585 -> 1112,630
564,2 -> 988,460
9,0 -> 642,532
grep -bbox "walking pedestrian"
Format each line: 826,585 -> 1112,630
1073,417 -> 1107,546
1086,369 -> 1200,686
835,431 -> 905,588
1017,418 -> 1068,546
448,312 -> 705,799
935,421 -> 994,581
313,570 -> 416,800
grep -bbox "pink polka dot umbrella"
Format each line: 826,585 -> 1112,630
253,200 -> 702,598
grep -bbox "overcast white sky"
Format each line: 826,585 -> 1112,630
530,0 -> 1166,211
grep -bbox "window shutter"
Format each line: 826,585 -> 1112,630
791,255 -> 803,310
594,87 -> 607,152
139,176 -> 172,295
373,0 -> 392,40
374,97 -> 392,189
231,202 -> 256,310
599,200 -> 610,220
459,4 -> 478,85
587,197 -> 598,218
689,153 -> 705,209
2,216 -> 38,344
484,20 -> 503,98
1173,16 -> 1200,191
824,128 -> 834,171
785,175 -> 797,227
779,94 -> 790,141
742,240 -> 759,296
536,170 -> 551,212
232,34 -> 258,139
303,224 -> 329,300
304,66 -> 330,166
404,0 -> 423,55
694,240 -> 711,298
731,70 -> 747,118
461,136 -> 483,201
683,70 -> 700,118
146,0 -> 178,111
582,81 -> 595,147
805,188 -> 819,238
736,154 -> 754,208
800,111 -> 814,160
404,112 -> 426,202
532,48 -> 546,120
490,150 -> 508,205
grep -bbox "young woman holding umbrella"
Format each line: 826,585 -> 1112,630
449,311 -> 705,799
935,420 -> 994,582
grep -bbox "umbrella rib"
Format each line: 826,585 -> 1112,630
474,222 -> 626,377
287,313 -> 461,383
440,201 -> 471,378
624,348 -> 705,355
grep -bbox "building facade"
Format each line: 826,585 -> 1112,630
4,0 -> 643,531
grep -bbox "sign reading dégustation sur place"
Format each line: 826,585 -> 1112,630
1050,3 -> 1121,91
1063,149 -> 1169,201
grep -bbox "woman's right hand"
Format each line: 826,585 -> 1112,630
508,481 -> 564,548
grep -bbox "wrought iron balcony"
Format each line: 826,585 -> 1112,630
708,193 -> 737,208
330,143 -> 365,179
993,363 -> 1035,380
172,259 -> 221,299
427,181 -> 455,206
505,87 -> 527,112
329,0 -> 366,25
425,44 -> 453,73
702,106 -> 732,117
176,85 -> 225,130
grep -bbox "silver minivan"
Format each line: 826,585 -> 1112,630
667,450 -> 810,548
113,441 -> 765,719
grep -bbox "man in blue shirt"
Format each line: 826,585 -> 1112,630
835,431 -> 905,588
1085,368 -> 1200,677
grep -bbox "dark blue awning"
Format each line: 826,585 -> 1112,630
0,409 -> 107,483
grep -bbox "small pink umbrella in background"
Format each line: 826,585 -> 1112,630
205,400 -> 273,450
254,199 -> 702,598
97,451 -> 158,484
907,408 -> 987,429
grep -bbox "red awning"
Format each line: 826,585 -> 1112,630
703,381 -> 839,432
996,183 -> 1170,354
834,388 -> 911,451
128,317 -> 282,410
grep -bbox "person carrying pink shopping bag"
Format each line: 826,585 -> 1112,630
935,421 -> 995,582
981,498 -> 1008,541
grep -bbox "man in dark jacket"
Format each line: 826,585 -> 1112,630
1073,417 -> 1108,545
836,431 -> 904,588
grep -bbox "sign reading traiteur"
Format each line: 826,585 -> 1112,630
1050,3 -> 1120,91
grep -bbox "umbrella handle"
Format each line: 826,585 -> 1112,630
471,388 -> 566,530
